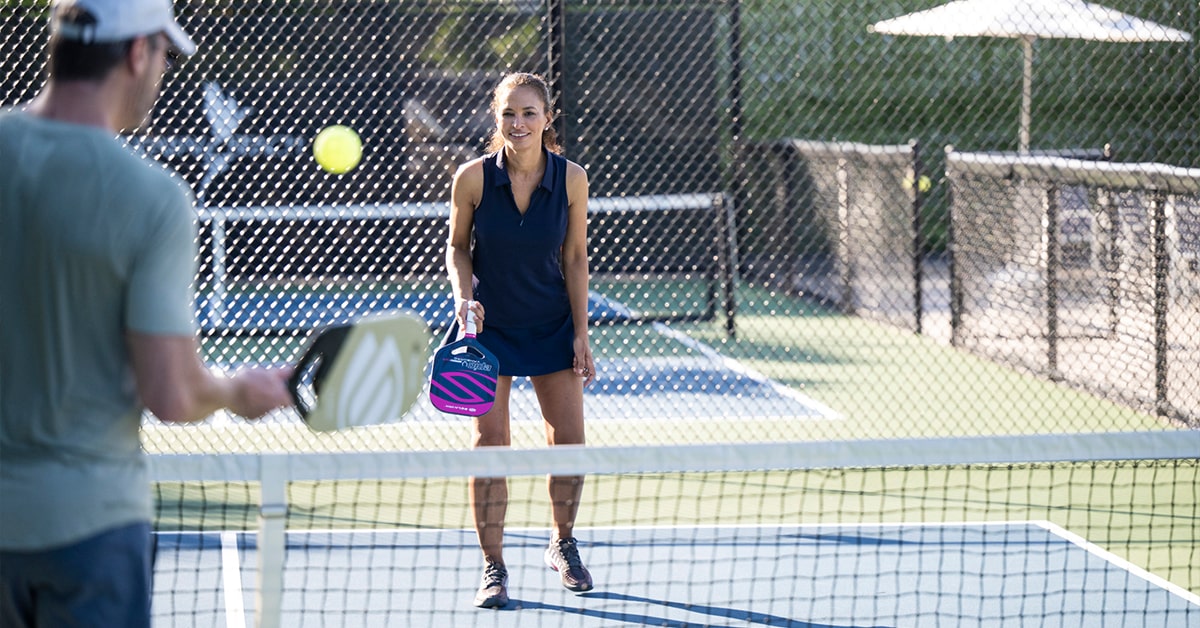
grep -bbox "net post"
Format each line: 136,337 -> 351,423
256,454 -> 288,628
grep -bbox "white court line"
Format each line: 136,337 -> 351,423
651,322 -> 843,418
250,520 -> 1052,537
1036,520 -> 1200,607
220,531 -> 247,628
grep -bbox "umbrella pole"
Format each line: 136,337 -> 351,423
1020,36 -> 1034,154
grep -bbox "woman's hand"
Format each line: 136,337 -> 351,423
457,299 -> 485,333
573,336 -> 595,386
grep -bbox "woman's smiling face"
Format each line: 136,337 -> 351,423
495,85 -> 551,150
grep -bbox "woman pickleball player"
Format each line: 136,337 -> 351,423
446,72 -> 596,609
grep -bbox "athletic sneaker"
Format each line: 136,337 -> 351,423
544,537 -> 594,592
473,561 -> 509,608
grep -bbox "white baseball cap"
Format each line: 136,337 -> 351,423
50,0 -> 196,56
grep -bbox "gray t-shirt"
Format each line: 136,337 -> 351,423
0,109 -> 197,551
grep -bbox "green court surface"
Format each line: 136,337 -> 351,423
681,291 -> 1170,441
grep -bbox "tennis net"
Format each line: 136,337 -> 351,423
149,431 -> 1200,627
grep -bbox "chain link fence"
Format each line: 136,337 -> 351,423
4,0 -> 1199,441
948,152 -> 1200,423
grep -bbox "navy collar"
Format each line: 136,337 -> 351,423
491,147 -> 555,192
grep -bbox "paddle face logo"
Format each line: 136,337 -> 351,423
333,331 -> 408,430
445,353 -> 496,376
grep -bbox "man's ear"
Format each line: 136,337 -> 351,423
126,35 -> 155,76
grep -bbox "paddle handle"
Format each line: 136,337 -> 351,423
288,324 -> 351,420
464,300 -> 478,338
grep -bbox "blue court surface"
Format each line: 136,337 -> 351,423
152,522 -> 1199,627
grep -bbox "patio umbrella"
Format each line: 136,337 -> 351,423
869,0 -> 1191,153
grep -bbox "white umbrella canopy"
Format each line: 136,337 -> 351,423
869,0 -> 1192,152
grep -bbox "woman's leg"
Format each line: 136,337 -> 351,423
531,369 -> 593,591
471,376 -> 513,608
531,369 -> 586,538
471,376 -> 513,564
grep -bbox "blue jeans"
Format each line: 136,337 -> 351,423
0,522 -> 152,628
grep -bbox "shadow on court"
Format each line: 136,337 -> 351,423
564,591 -> 862,628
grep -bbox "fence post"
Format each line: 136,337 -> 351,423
209,212 -> 228,328
1097,187 -> 1120,336
1152,190 -> 1171,418
714,193 -> 738,338
910,139 -> 924,335
835,157 -> 855,314
945,146 -> 961,347
1044,182 -> 1060,380
546,0 -> 567,151
723,0 -> 743,338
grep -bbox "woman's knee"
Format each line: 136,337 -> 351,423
473,411 -> 511,447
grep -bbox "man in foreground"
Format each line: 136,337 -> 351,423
0,1 -> 293,625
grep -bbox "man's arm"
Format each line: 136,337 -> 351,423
128,332 -> 292,423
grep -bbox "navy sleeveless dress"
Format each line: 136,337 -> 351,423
470,148 -> 575,376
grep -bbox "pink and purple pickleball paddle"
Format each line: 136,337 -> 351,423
429,303 -> 499,416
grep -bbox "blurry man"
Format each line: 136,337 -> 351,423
0,1 -> 293,625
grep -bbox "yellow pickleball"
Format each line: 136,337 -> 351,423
902,175 -> 933,193
313,125 -> 362,174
